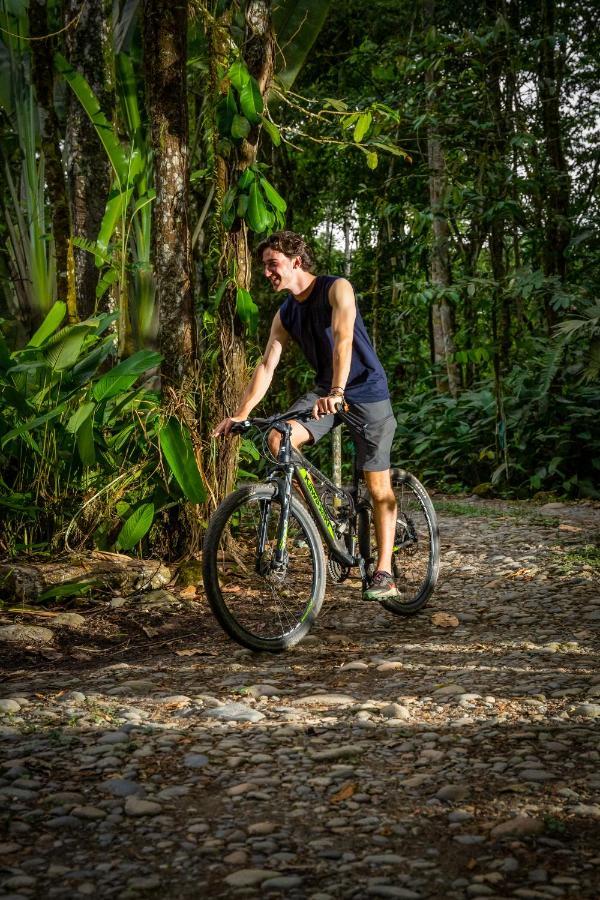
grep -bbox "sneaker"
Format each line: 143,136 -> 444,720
362,570 -> 399,601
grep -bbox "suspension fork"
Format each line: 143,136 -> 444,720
273,466 -> 294,564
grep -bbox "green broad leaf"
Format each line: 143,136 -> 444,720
38,579 -> 96,601
240,437 -> 260,461
259,177 -> 287,212
231,114 -> 251,140
341,112 -> 360,130
54,52 -> 128,182
212,278 -> 231,310
27,302 -> 67,348
237,194 -> 249,217
272,0 -> 333,90
96,180 -> 135,262
1,405 -> 66,448
237,168 -> 255,190
222,204 -> 236,230
159,419 -> 206,504
70,337 -> 116,384
246,182 -> 270,233
93,350 -> 162,402
116,502 -> 155,550
6,360 -> 48,375
354,111 -> 372,143
236,287 -> 259,334
67,402 -> 95,435
216,90 -> 238,136
76,413 -> 96,467
366,151 -> 378,170
239,77 -> 264,124
228,60 -> 251,92
222,186 -> 237,212
72,236 -> 114,268
369,140 -> 411,160
132,189 -> 156,215
260,116 -> 281,146
44,325 -> 93,371
96,267 -> 120,300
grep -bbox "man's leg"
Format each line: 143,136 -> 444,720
363,469 -> 397,574
267,420 -> 312,457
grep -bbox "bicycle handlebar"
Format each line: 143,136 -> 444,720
229,400 -> 364,435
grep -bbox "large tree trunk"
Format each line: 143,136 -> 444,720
205,1 -> 274,509
538,0 -> 570,287
427,135 -> 460,397
142,0 -> 195,389
30,0 -> 71,307
142,0 -> 199,559
63,0 -> 113,319
424,0 -> 459,398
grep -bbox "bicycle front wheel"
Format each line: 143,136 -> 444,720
202,484 -> 326,652
359,468 -> 440,616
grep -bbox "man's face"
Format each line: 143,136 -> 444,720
262,249 -> 299,292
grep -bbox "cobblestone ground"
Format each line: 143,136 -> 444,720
1,499 -> 599,900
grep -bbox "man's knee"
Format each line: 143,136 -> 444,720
365,470 -> 395,504
267,421 -> 309,457
267,429 -> 282,456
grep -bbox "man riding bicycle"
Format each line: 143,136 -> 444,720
213,230 -> 399,601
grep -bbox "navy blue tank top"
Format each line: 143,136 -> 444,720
278,275 -> 389,403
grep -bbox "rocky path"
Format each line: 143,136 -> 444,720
1,499 -> 599,899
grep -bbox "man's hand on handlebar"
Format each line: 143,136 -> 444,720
312,392 -> 345,419
212,415 -> 247,438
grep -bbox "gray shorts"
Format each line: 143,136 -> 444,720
283,391 -> 396,472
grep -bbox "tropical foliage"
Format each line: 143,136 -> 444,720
0,0 -> 598,558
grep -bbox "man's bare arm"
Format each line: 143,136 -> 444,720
212,312 -> 289,436
314,278 -> 356,418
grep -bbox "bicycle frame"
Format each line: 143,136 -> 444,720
264,418 -> 367,577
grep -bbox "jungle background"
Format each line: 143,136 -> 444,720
1,0 -> 599,562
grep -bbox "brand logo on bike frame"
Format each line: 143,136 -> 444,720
297,468 -> 336,539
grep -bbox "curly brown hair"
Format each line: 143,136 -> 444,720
256,231 -> 315,272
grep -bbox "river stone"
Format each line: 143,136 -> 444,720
433,684 -> 465,697
124,797 -> 162,817
571,703 -> 600,718
490,815 -> 544,838
572,804 -> 600,818
202,703 -> 265,723
0,699 -> 21,714
224,869 -> 280,887
244,684 -> 281,698
183,753 -> 209,768
293,693 -> 357,707
380,703 -> 410,720
101,779 -> 144,798
436,783 -> 470,801
53,613 -> 86,627
310,744 -> 365,761
0,625 -> 53,644
71,805 -> 106,820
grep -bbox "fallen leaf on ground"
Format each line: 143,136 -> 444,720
174,648 -> 203,657
179,586 -> 197,599
431,612 -> 459,628
330,783 -> 357,803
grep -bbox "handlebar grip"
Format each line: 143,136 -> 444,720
230,420 -> 251,434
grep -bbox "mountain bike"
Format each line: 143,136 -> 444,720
202,406 -> 439,652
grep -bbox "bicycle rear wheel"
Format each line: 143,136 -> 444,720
202,484 -> 325,652
358,468 -> 439,616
